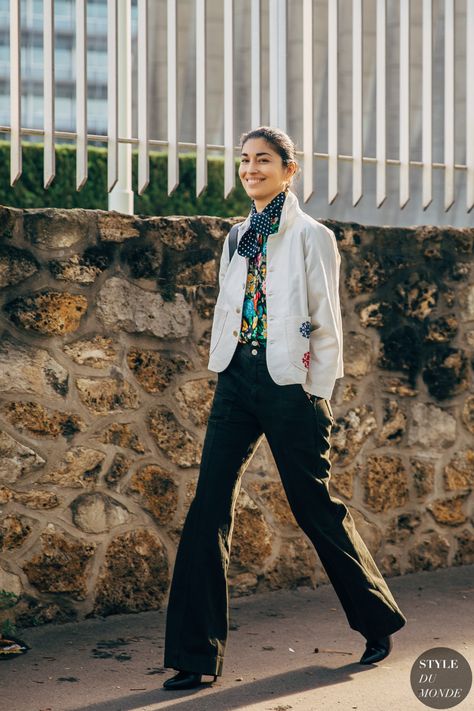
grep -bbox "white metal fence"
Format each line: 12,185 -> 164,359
3,0 -> 474,213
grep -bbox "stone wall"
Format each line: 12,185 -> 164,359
0,205 -> 472,630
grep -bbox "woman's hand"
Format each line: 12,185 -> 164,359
304,391 -> 323,405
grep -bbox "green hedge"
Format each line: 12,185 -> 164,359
0,140 -> 249,217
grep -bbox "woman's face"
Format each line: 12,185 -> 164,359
239,137 -> 296,211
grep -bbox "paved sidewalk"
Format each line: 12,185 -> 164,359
1,565 -> 473,711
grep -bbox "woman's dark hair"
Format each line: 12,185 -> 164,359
239,126 -> 300,186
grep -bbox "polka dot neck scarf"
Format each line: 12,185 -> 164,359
237,190 -> 287,258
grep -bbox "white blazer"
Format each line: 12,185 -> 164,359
207,189 -> 344,400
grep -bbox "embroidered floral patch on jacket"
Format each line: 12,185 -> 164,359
302,351 -> 310,369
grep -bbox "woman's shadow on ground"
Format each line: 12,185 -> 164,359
70,660 -> 372,711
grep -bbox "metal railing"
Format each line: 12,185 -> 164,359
3,0 -> 474,213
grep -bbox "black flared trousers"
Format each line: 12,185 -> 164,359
163,342 -> 406,676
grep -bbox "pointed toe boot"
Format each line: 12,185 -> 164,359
163,670 -> 218,690
359,635 -> 393,665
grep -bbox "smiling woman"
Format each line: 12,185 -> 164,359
238,128 -> 298,213
162,126 -> 407,691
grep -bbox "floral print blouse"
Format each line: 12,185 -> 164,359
238,216 -> 280,345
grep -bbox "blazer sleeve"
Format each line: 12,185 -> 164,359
303,223 -> 344,400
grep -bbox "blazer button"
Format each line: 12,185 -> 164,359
236,307 -> 241,313
232,330 -> 238,337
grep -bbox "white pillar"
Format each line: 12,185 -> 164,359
109,0 -> 134,214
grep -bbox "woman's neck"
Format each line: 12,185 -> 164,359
254,188 -> 286,213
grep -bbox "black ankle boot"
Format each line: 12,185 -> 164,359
163,670 -> 218,690
359,635 -> 393,664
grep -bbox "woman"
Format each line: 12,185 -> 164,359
163,126 -> 406,691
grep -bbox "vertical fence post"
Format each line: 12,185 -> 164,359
224,0 -> 234,197
303,0 -> 313,203
467,0 -> 474,211
444,0 -> 454,211
251,0 -> 261,129
328,0 -> 338,204
399,0 -> 410,208
137,0 -> 149,195
76,0 -> 88,191
376,0 -> 387,207
109,0 -> 134,214
196,0 -> 207,197
167,0 -> 178,195
269,0 -> 287,131
352,0 -> 363,207
9,0 -> 21,186
44,0 -> 55,189
422,0 -> 433,210
107,0 -> 118,194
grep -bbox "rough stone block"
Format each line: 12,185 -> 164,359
428,495 -> 469,527
0,245 -> 39,287
93,529 -> 169,615
5,290 -> 88,335
175,378 -> 215,426
24,208 -> 96,249
127,347 -> 191,393
147,406 -> 200,468
363,455 -> 409,513
0,336 -> 68,397
63,335 -> 118,368
70,493 -> 130,534
0,429 -> 45,482
24,525 -> 95,599
1,401 -> 85,439
408,402 -> 457,449
408,531 -> 450,571
128,464 -> 178,524
76,376 -> 140,414
39,447 -> 105,488
96,276 -> 191,338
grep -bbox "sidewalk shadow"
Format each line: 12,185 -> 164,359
69,661 -> 370,711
